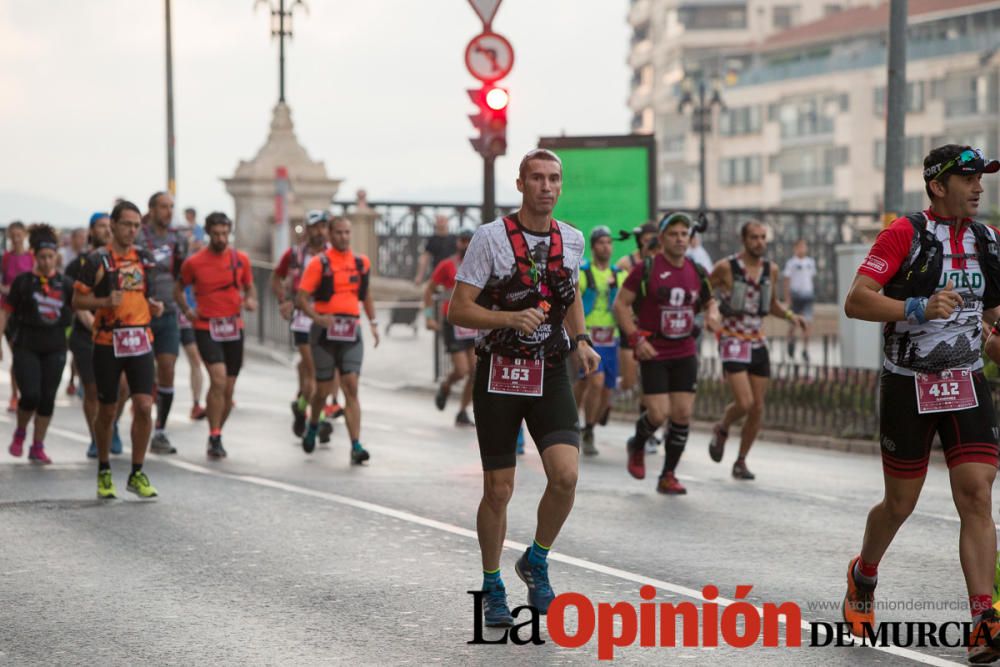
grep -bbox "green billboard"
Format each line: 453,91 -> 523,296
538,135 -> 656,265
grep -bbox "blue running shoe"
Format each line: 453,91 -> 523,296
111,423 -> 123,455
86,441 -> 97,459
515,549 -> 555,614
302,424 -> 318,454
483,586 -> 514,627
516,427 -> 525,455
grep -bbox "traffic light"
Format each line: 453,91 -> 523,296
468,85 -> 508,158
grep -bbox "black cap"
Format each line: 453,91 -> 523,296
923,145 -> 1000,182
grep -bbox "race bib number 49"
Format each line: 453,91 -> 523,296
488,355 -> 544,396
914,369 -> 978,414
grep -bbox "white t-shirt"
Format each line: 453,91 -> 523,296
783,256 -> 816,298
686,245 -> 713,273
456,215 -> 585,347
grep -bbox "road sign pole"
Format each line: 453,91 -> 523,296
483,155 -> 496,223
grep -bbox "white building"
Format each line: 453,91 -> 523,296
628,0 -> 1000,214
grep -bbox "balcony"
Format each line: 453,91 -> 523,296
628,0 -> 651,28
781,168 -> 835,195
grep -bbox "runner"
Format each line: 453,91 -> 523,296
424,227 -> 476,427
614,222 -> 659,412
137,191 -> 187,455
0,224 -> 75,464
72,200 -> 162,499
842,144 -> 1000,660
175,212 -> 257,459
614,213 -> 721,493
295,216 -> 377,461
178,286 -> 206,420
448,148 -> 599,626
574,225 -> 627,456
272,210 -> 333,439
706,220 -> 804,480
1,221 -> 33,412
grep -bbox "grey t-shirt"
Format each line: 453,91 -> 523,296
136,225 -> 188,313
456,215 -> 585,349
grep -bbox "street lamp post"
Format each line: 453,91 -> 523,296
678,78 -> 724,213
255,0 -> 309,104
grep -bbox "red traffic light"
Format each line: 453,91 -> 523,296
485,87 -> 509,111
468,85 -> 508,158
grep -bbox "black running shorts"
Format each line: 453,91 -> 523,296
93,345 -> 155,404
472,356 -> 580,471
879,370 -> 999,478
195,329 -> 244,378
639,355 -> 698,394
722,346 -> 771,378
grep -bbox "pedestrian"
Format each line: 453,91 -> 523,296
706,220 -> 805,480
842,144 -> 1000,660
72,200 -> 163,499
782,239 -> 817,363
0,224 -> 75,464
1,221 -> 33,413
448,148 -> 599,626
414,214 -> 457,285
295,216 -> 378,461
175,212 -> 257,459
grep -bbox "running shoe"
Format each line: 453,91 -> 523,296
626,437 -> 645,480
291,400 -> 306,437
207,435 -> 227,459
150,432 -> 176,455
302,424 -> 318,454
86,441 -> 97,459
97,470 -> 116,499
318,420 -> 333,444
434,385 -> 449,411
351,444 -> 370,465
732,459 -> 755,480
455,410 -> 475,427
515,549 -> 555,614
190,404 -> 207,420
66,382 -> 77,397
127,471 -> 158,499
656,471 -> 687,495
644,434 -> 659,455
581,428 -> 598,457
842,556 -> 875,638
708,422 -> 727,463
8,428 -> 26,457
324,403 -> 345,420
111,423 -> 123,455
482,586 -> 514,627
969,608 -> 1000,663
598,405 -> 611,427
27,443 -> 52,464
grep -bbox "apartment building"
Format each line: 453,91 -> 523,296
628,0 -> 1000,214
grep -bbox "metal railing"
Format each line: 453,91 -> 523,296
244,262 -> 295,350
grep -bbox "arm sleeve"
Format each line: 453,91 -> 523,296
856,218 -> 916,287
297,256 -> 321,294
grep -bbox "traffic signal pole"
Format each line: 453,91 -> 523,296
483,156 -> 496,223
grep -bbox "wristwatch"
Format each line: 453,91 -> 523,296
574,333 -> 593,348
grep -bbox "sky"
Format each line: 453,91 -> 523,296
0,1 -> 630,227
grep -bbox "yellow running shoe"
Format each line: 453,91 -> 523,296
97,469 -> 117,499
126,471 -> 158,499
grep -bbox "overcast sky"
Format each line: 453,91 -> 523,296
0,1 -> 630,227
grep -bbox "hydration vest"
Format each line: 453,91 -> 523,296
718,257 -> 771,318
581,262 -> 618,316
475,216 -> 575,360
882,212 -> 1000,309
93,247 -> 156,332
312,253 -> 368,303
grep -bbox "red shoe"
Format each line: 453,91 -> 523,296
656,471 -> 687,495
626,437 -> 645,480
969,608 -> 1000,663
28,443 -> 52,464
66,382 -> 77,396
324,403 -> 345,419
190,404 -> 207,420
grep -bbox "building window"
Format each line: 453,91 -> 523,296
661,171 -> 686,202
873,137 -> 925,169
773,5 -> 800,30
943,72 -> 998,117
719,156 -> 762,186
678,4 -> 747,30
775,145 -> 847,190
719,106 -> 762,136
661,133 -> 685,155
777,96 -> 838,139
873,82 -> 926,116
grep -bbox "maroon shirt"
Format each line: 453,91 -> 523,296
623,254 -> 710,361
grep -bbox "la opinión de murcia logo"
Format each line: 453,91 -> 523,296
469,587 -> 1000,658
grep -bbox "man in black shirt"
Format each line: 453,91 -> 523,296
413,214 -> 457,284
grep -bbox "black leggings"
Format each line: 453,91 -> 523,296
13,347 -> 67,417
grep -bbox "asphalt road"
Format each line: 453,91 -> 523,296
0,342 -> 991,666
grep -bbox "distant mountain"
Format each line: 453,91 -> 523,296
0,190 -> 91,230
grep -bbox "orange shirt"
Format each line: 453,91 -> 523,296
179,247 -> 253,331
73,247 -> 153,346
298,248 -> 371,316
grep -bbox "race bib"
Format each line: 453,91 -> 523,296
660,307 -> 694,339
488,355 -> 544,396
326,316 -> 359,342
291,310 -> 313,333
914,369 -> 979,415
177,310 -> 192,329
590,326 -> 616,346
719,338 -> 752,364
453,325 -> 478,341
112,327 -> 152,358
209,316 -> 241,342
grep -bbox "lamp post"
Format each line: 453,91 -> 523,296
165,0 -> 176,196
678,77 -> 724,213
255,0 -> 309,104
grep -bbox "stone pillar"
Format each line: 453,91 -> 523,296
347,210 -> 378,275
223,102 -> 342,263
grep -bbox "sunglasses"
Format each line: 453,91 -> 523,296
924,148 -> 985,181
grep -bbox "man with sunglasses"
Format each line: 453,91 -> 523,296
614,213 -> 721,493
842,144 -> 1000,660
